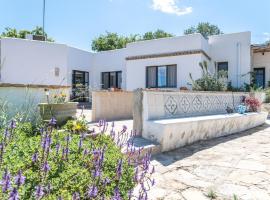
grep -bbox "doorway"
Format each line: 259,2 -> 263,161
254,68 -> 265,88
72,70 -> 89,102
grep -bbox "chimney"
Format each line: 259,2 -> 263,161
25,34 -> 46,41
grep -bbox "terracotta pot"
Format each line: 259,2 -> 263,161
38,102 -> 78,125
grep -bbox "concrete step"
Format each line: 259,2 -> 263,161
123,137 -> 161,159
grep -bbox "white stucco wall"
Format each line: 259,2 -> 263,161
252,51 -> 270,87
126,54 -> 204,91
67,47 -> 92,86
0,38 -> 69,86
91,49 -> 127,89
208,32 -> 251,88
126,34 -> 209,56
0,31 -> 253,93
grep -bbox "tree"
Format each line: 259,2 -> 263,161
0,26 -> 54,42
142,29 -> 173,40
91,32 -> 130,52
91,29 -> 173,52
184,22 -> 223,38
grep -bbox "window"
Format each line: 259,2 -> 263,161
146,65 -> 177,88
101,71 -> 122,89
217,62 -> 228,78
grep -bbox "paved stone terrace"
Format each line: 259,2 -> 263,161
149,122 -> 270,200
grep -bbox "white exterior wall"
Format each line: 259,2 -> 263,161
0,31 -> 253,94
126,54 -> 203,90
0,38 -> 69,86
91,49 -> 127,89
67,47 -> 92,86
208,32 -> 251,88
126,34 -> 209,56
252,52 -> 270,87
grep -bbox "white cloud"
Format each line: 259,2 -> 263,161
151,0 -> 192,16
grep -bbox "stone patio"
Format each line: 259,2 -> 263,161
148,121 -> 270,200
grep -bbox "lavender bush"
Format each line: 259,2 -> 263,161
0,119 -> 154,199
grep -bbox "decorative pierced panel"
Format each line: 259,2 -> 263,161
145,91 -> 249,120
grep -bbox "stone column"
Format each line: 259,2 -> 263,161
133,89 -> 143,136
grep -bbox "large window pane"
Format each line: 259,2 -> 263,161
101,71 -> 122,89
102,72 -> 109,89
146,65 -> 177,88
147,67 -> 157,88
158,66 -> 167,87
117,72 -> 122,88
167,65 -> 177,87
217,62 -> 228,78
110,72 -> 116,88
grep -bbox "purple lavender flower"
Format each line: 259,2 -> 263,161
112,187 -> 122,200
116,159 -> 123,179
88,185 -> 98,198
92,168 -> 101,178
121,125 -> 127,133
58,196 -> 63,200
46,183 -> 52,194
55,143 -> 61,155
4,128 -> 10,139
1,170 -> 11,193
35,185 -> 44,200
9,120 -> 16,129
128,190 -> 133,200
32,152 -> 38,163
42,161 -> 50,173
14,170 -> 25,187
9,188 -> 19,200
151,178 -> 155,186
83,149 -> 89,157
150,166 -> 155,174
64,147 -> 70,158
65,135 -> 71,142
134,168 -> 139,183
49,117 -> 57,126
103,177 -> 111,186
72,192 -> 80,200
78,138 -> 83,150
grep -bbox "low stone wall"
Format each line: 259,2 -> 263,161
143,91 -> 250,120
92,91 -> 133,122
144,112 -> 268,152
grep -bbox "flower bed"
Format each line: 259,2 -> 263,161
0,119 -> 154,199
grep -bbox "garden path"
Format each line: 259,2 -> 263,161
148,121 -> 270,200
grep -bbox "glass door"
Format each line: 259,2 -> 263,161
254,68 -> 265,88
72,70 -> 89,102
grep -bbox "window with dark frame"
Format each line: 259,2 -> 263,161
217,62 -> 228,78
146,65 -> 177,88
72,70 -> 89,102
101,71 -> 122,89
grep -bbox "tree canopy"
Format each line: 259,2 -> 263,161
184,22 -> 223,38
0,26 -> 54,42
91,29 -> 173,52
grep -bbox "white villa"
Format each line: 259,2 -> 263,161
0,31 -> 269,103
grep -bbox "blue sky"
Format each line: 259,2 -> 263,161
1,0 -> 269,51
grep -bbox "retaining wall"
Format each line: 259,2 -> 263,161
92,91 -> 133,122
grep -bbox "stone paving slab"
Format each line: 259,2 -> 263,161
149,122 -> 270,200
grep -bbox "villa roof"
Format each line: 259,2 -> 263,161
252,43 -> 270,53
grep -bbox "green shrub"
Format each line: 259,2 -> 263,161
0,120 -> 151,199
63,118 -> 88,134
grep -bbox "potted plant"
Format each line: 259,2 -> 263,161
245,96 -> 261,112
39,89 -> 78,125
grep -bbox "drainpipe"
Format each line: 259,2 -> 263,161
236,42 -> 241,88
